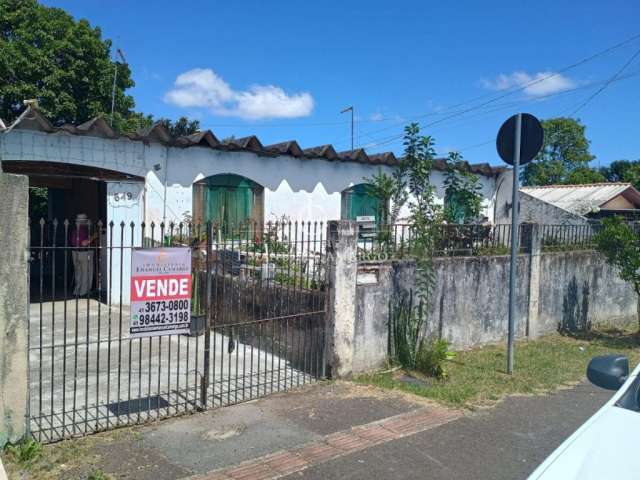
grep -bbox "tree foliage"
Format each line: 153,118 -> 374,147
522,117 -> 595,186
0,0 -> 194,135
563,167 -> 606,185
443,152 -> 483,223
600,160 -> 640,191
594,217 -> 640,330
401,124 -> 444,314
0,0 -> 142,130
157,117 -> 201,137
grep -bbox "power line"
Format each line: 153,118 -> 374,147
359,66 -> 640,151
427,68 -> 640,157
569,45 -> 640,116
343,32 -> 640,150
359,68 -> 640,156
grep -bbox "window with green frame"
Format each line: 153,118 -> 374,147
194,174 -> 264,237
341,184 -> 383,225
444,189 -> 466,224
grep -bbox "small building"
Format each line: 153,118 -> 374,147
516,183 -> 640,225
0,106 -> 508,229
0,105 -> 508,301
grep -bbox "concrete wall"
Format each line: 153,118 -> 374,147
353,265 -> 393,373
411,256 -> 531,347
0,173 -> 29,445
350,248 -> 638,371
536,251 -> 638,333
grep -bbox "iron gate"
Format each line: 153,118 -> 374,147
28,218 -> 328,442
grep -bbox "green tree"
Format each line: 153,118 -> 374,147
564,167 -> 606,185
443,152 -> 483,223
0,0 -> 143,132
158,116 -> 201,137
594,217 -> 640,331
522,117 -> 595,186
402,124 -> 443,309
600,160 -> 640,190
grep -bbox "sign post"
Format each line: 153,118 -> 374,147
496,113 -> 543,374
507,114 -> 522,374
130,247 -> 192,338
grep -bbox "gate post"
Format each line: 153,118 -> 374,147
0,173 -> 30,445
325,220 -> 358,378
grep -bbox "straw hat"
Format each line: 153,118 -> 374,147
75,213 -> 89,224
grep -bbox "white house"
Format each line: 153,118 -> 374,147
1,106 -> 509,229
0,106 -> 508,301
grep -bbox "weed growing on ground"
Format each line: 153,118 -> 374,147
415,338 -> 456,379
4,437 -> 43,465
87,469 -> 112,480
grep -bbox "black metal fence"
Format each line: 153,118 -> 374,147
358,223 -> 516,260
28,218 -> 327,443
357,221 -> 640,261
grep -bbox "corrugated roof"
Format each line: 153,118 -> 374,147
521,183 -> 640,216
1,106 -> 504,176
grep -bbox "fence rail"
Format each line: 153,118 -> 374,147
357,221 -> 640,261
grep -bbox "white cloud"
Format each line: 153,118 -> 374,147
481,71 -> 576,97
164,68 -> 314,120
369,112 -> 384,121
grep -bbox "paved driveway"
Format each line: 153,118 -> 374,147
29,300 -> 309,442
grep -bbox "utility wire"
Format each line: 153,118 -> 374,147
360,66 -> 640,151
430,68 -> 640,156
569,45 -> 640,116
343,32 -> 640,150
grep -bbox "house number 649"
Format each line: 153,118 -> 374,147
113,192 -> 133,201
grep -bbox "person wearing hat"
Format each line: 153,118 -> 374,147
70,213 -> 98,297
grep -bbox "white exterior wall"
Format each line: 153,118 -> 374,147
397,169 -> 498,222
2,129 -> 501,227
106,181 -> 145,303
265,181 -> 341,223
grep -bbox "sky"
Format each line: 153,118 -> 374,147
43,0 -> 640,167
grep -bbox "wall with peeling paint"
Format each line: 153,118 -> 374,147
353,249 -> 638,366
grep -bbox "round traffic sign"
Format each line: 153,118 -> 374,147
496,113 -> 544,166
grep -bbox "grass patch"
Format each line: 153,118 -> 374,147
355,329 -> 640,409
1,426 -> 138,480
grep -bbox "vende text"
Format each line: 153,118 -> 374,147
131,274 -> 191,301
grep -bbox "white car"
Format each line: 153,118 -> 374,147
529,355 -> 640,479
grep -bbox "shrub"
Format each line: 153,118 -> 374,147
415,338 -> 456,380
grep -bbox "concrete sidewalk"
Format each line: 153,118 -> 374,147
2,381 -> 611,479
4,382 -> 454,479
283,383 -> 611,480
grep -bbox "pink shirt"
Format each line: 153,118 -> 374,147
70,225 -> 90,247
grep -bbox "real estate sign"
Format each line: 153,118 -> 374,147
130,247 -> 192,338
